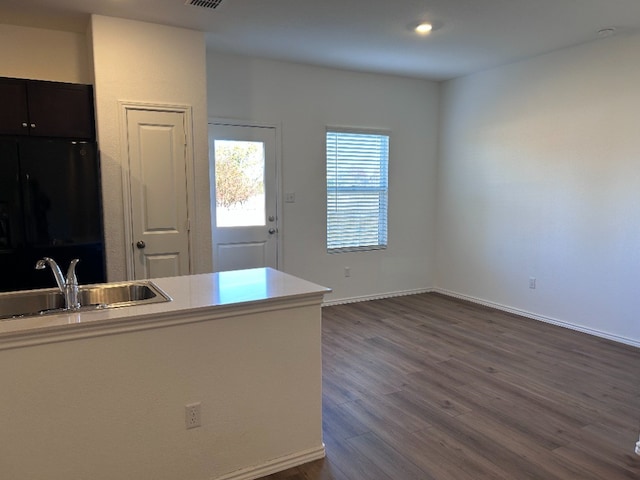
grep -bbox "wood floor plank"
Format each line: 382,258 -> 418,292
321,433 -> 396,480
258,292 -> 640,480
454,408 -> 605,480
408,426 -> 515,480
552,443 -> 640,480
347,432 -> 430,479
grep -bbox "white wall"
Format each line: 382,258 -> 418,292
437,32 -> 640,345
3,16 -> 637,346
0,299 -> 324,480
207,52 -> 440,302
91,15 -> 212,281
0,23 -> 91,83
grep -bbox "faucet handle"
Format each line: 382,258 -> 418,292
65,259 -> 81,310
66,258 -> 81,285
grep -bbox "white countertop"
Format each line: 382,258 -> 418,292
0,268 -> 331,342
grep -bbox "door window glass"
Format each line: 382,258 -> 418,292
214,140 -> 265,227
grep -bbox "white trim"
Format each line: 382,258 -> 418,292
322,288 -> 433,307
119,101 -> 197,280
215,445 -> 325,480
432,288 -> 640,349
118,102 -> 135,279
326,125 -> 391,136
209,117 -> 278,129
207,117 -> 283,271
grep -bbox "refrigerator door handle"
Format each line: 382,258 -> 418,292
0,213 -> 9,248
22,172 -> 33,244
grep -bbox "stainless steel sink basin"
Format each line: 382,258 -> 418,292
78,282 -> 171,308
0,289 -> 64,319
0,281 -> 171,320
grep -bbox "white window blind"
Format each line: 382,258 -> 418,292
326,129 -> 389,253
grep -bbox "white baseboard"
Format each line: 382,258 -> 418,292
322,286 -> 639,349
215,445 -> 326,480
322,288 -> 433,307
432,287 -> 640,349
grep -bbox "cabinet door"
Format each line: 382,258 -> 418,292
26,81 -> 96,139
0,139 -> 24,250
0,78 -> 29,135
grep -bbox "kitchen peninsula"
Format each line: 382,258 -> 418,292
0,268 -> 330,480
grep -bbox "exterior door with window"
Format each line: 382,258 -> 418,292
209,123 -> 278,272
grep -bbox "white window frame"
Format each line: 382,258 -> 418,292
326,127 -> 389,253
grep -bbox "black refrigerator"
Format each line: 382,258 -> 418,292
0,137 -> 106,292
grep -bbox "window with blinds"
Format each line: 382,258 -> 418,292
326,128 -> 389,253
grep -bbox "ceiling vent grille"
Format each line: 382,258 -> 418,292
185,0 -> 223,9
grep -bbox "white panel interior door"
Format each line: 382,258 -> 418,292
210,123 -> 278,272
127,109 -> 191,279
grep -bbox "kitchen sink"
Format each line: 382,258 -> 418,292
78,282 -> 171,307
0,281 -> 171,320
0,289 -> 64,320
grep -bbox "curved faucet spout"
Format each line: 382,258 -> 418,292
35,257 -> 66,292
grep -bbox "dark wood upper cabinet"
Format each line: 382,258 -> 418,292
0,77 -> 95,140
0,78 -> 29,136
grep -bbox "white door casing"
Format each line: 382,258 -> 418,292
122,104 -> 193,280
209,122 -> 280,272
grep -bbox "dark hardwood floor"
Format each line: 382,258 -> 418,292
262,292 -> 640,480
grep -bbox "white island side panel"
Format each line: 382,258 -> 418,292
0,268 -> 329,479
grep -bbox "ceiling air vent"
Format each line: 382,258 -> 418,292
185,0 -> 223,9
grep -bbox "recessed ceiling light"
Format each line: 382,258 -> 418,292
415,23 -> 433,35
597,27 -> 616,38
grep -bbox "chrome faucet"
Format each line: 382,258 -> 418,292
35,257 -> 81,311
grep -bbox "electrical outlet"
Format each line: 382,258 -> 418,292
529,277 -> 536,289
185,403 -> 201,429
344,267 -> 351,277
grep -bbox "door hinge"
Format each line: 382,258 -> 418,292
186,219 -> 191,232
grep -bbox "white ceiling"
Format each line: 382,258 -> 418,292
2,0 -> 640,80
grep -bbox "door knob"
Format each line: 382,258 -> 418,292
268,228 -> 276,234
136,240 -> 146,249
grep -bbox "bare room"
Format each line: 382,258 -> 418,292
0,1 -> 638,479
